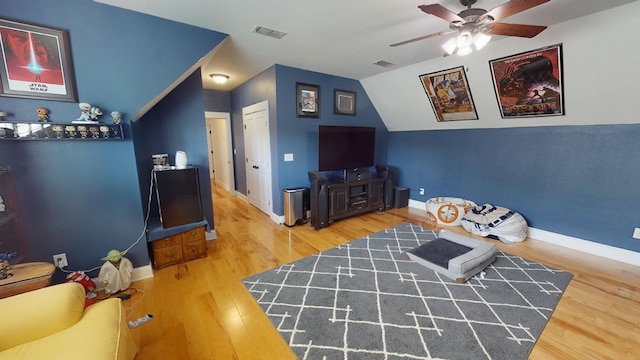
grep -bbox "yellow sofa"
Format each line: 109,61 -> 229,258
0,282 -> 137,359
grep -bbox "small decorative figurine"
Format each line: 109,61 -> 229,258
100,125 -> 111,138
36,107 -> 50,122
90,106 -> 102,121
0,260 -> 11,280
90,126 -> 100,138
110,111 -> 122,124
76,102 -> 92,121
0,195 -> 6,216
98,249 -> 133,295
52,125 -> 64,138
77,125 -> 88,138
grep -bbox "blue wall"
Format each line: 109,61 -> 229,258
204,89 -> 231,113
230,65 -> 388,215
133,69 -> 214,229
0,0 -> 226,279
387,125 -> 640,252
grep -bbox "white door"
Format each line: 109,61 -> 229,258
242,101 -> 272,216
205,112 -> 235,194
205,121 -> 216,181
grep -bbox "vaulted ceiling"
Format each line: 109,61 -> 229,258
95,0 -> 635,91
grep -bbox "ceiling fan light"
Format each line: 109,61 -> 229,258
442,38 -> 457,55
209,74 -> 229,84
456,31 -> 473,48
457,46 -> 472,56
473,32 -> 491,50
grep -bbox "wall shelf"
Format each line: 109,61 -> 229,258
0,121 -> 123,140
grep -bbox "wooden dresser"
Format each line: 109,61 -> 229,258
147,219 -> 208,269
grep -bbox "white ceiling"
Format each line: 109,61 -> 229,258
95,0 -> 635,91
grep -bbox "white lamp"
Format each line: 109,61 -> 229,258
175,151 -> 188,169
209,74 -> 229,84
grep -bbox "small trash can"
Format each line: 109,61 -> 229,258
393,186 -> 409,208
283,187 -> 310,226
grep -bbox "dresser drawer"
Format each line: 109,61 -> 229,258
152,244 -> 182,268
152,233 -> 182,249
182,226 -> 205,242
182,238 -> 206,260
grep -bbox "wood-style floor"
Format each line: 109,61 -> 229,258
125,184 -> 640,359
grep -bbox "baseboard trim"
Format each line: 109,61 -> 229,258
528,228 -> 639,266
92,263 -> 154,292
131,264 -> 154,282
407,199 -> 639,266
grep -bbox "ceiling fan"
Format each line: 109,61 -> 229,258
391,0 -> 550,55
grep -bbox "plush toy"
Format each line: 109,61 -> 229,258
0,260 -> 11,280
36,107 -> 49,122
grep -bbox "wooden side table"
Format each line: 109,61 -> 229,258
0,262 -> 55,299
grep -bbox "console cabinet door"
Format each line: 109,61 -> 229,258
329,186 -> 349,217
368,180 -> 384,210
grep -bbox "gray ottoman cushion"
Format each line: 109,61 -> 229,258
407,229 -> 497,282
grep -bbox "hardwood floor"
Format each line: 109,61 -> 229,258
126,184 -> 640,359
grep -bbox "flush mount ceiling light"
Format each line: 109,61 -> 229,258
209,74 -> 229,84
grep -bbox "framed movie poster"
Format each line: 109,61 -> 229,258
489,44 -> 564,118
419,66 -> 478,122
0,18 -> 77,102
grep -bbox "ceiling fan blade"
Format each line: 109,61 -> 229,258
418,4 -> 464,23
390,30 -> 454,47
482,0 -> 550,22
487,23 -> 547,38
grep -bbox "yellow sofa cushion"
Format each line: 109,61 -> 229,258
0,282 -> 85,351
0,297 -> 137,360
0,282 -> 137,360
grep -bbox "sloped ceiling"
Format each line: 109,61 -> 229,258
95,0 -> 634,90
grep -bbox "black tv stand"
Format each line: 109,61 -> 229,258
308,165 -> 393,229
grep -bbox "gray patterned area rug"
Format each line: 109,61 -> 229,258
243,222 -> 573,360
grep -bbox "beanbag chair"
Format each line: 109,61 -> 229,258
460,204 -> 528,243
425,197 -> 476,226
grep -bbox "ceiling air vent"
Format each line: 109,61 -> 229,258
373,60 -> 395,68
252,25 -> 287,39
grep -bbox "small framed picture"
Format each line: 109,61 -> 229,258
334,89 -> 356,115
296,82 -> 319,118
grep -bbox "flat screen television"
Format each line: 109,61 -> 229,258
318,125 -> 375,171
154,167 -> 204,228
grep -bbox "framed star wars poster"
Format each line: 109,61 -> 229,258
0,18 -> 77,102
419,66 -> 478,122
489,44 -> 564,118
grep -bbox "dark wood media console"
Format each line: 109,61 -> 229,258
308,165 -> 393,229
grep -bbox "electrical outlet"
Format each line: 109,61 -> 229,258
633,228 -> 640,240
419,188 -> 425,195
53,253 -> 68,268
